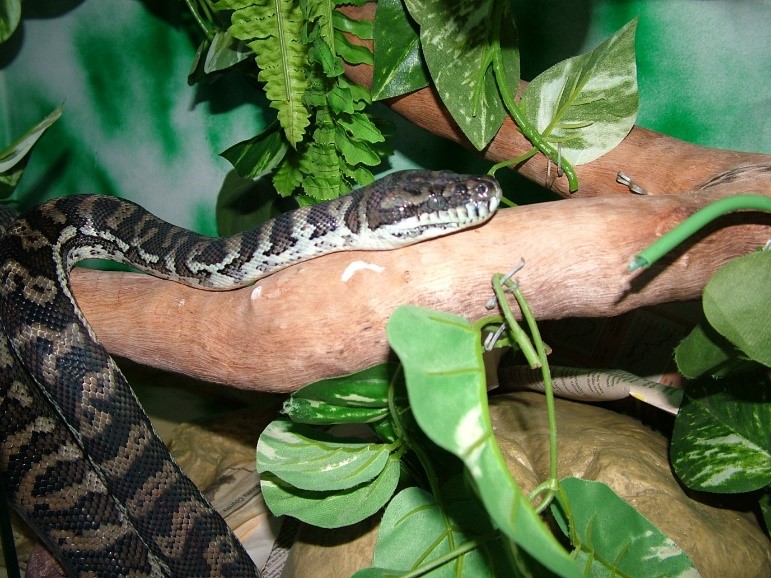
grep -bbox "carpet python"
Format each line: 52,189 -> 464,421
0,170 -> 501,577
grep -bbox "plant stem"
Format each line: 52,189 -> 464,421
488,147 -> 538,176
489,1 -> 579,192
183,0 -> 213,38
490,273 -> 540,368
629,194 -> 771,271
507,280 -> 560,489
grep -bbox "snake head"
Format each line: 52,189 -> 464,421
358,170 -> 502,248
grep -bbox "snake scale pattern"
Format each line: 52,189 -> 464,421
0,170 -> 501,577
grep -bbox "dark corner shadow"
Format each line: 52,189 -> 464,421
618,210 -> 771,304
509,0 -> 593,80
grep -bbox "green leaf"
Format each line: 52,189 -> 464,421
404,0 -> 519,150
0,105 -> 63,173
0,0 -> 21,43
308,35 -> 345,77
671,375 -> 771,493
272,157 -> 303,196
703,250 -> 771,367
335,31 -> 374,65
387,305 -> 580,578
282,399 -> 389,424
520,19 -> 638,165
0,104 -> 62,197
332,10 -> 373,40
260,454 -> 400,528
369,483 -> 514,577
371,0 -> 429,100
256,419 -> 393,491
554,478 -> 698,577
674,320 -> 743,380
204,29 -> 251,74
220,123 -> 288,180
218,0 -> 310,146
290,363 -> 394,408
338,112 -> 385,143
336,127 -> 381,166
351,569 -> 401,578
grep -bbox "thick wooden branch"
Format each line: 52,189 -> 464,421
72,173 -> 771,392
67,3 -> 770,392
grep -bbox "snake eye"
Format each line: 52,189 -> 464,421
426,195 -> 446,211
475,182 -> 489,196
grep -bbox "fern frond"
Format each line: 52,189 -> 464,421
219,0 -> 311,146
301,0 -> 335,47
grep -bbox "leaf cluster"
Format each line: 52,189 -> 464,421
372,0 -> 639,191
257,286 -> 699,576
184,0 -> 640,209
189,0 -> 387,203
670,249 -> 771,530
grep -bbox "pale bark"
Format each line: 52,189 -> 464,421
72,173 -> 771,392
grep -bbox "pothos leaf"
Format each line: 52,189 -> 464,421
218,0 -> 311,146
257,419 -> 393,491
702,249 -> 771,368
520,19 -> 638,165
372,0 -> 429,101
260,456 -> 400,528
404,0 -> 519,150
387,305 -> 581,578
554,478 -> 698,577
670,375 -> 771,493
219,123 -> 288,180
0,104 -> 62,198
204,29 -> 251,74
369,483 -> 514,577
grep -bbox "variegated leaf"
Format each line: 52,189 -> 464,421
555,478 -> 698,578
671,376 -> 771,493
371,0 -> 429,100
0,0 -> 21,43
520,19 -> 638,165
404,0 -> 519,151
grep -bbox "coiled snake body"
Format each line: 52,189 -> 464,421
0,170 -> 501,577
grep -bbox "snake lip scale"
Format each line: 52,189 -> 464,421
0,170 -> 501,578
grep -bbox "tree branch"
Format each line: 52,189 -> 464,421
72,170 -> 771,391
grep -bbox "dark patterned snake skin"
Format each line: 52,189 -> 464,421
0,170 -> 501,577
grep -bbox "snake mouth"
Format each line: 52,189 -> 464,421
401,196 -> 501,235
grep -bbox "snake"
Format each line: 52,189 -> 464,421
0,169 -> 501,577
